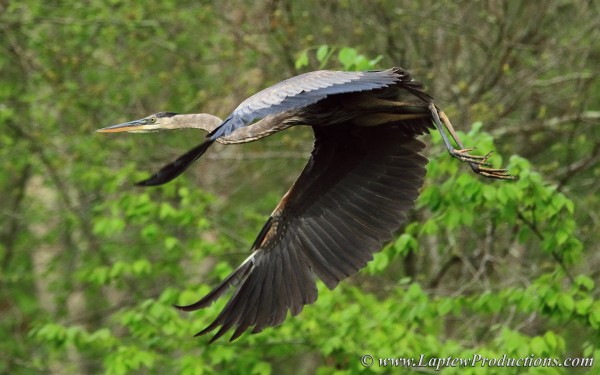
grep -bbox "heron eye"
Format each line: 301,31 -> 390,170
151,118 -> 156,123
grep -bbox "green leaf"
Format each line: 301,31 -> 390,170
575,297 -> 593,315
316,45 -> 329,62
482,185 -> 496,202
295,49 -> 309,69
338,47 -> 358,69
159,202 -> 177,219
544,289 -> 558,308
555,229 -> 569,246
164,236 -> 179,250
369,55 -> 384,67
353,55 -> 369,70
531,336 -> 547,354
575,275 -> 595,291
557,294 -> 575,314
589,302 -> 600,328
420,219 -> 438,235
132,259 -> 152,275
109,261 -> 128,278
565,199 -> 574,214
394,233 -> 416,255
252,361 -> 272,375
89,267 -> 110,285
367,251 -> 389,273
544,331 -> 558,350
437,298 -> 454,315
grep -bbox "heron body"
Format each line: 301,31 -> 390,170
99,67 -> 514,342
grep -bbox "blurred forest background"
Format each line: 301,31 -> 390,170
1,1 -> 599,374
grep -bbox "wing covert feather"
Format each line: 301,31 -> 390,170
209,68 -> 411,139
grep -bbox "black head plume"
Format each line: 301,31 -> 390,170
155,112 -> 178,118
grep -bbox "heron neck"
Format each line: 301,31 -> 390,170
173,113 -> 222,132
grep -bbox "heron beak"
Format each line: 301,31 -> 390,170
97,119 -> 150,133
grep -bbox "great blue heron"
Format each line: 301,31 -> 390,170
98,67 -> 515,342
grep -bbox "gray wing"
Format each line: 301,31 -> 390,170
177,122 -> 429,342
208,67 -> 411,139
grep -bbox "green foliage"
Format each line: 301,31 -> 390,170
2,1 -> 599,375
296,45 -> 383,71
24,123 -> 596,374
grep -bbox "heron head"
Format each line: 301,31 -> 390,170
97,112 -> 179,133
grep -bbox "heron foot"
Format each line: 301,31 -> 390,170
449,147 -> 493,166
450,148 -> 518,180
471,165 -> 518,180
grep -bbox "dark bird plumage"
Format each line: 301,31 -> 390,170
98,67 -> 515,342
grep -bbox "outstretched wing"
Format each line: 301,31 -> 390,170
177,122 -> 429,342
209,67 -> 411,139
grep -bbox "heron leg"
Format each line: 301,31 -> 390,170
428,103 -> 516,180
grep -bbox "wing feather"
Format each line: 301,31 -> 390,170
184,123 -> 428,341
296,224 -> 344,288
209,68 -> 411,139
